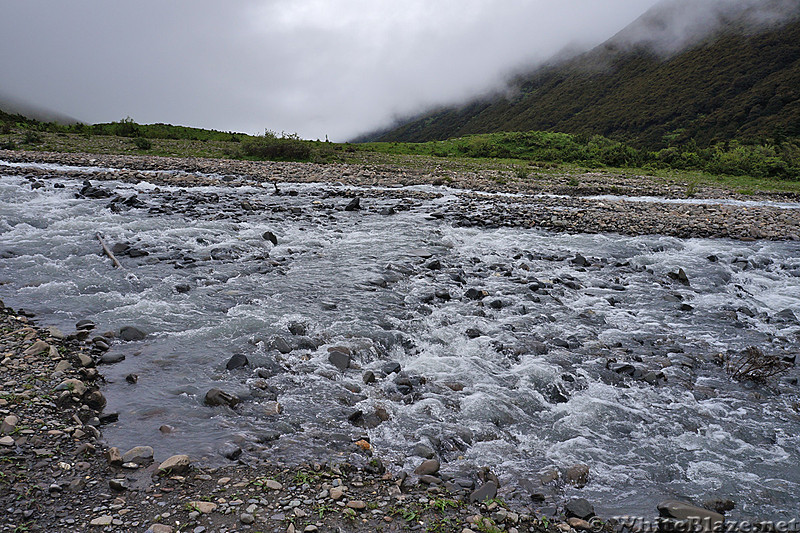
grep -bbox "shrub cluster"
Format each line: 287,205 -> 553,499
239,131 -> 312,161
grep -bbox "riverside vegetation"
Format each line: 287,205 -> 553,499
1,110 -> 799,196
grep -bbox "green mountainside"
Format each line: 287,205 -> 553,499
365,2 -> 800,149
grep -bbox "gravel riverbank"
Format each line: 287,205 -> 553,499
2,149 -> 799,241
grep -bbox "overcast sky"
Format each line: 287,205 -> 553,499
0,1 -> 665,140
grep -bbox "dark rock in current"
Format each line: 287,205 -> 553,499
668,268 -> 690,286
382,361 -> 401,375
261,230 -> 278,244
547,382 -> 570,404
98,412 -> 119,424
270,336 -> 292,354
488,299 -> 504,309
434,289 -> 451,300
702,498 -> 735,515
610,362 -> 636,376
204,388 -> 241,408
464,288 -> 487,300
412,443 -> 435,459
379,206 -> 395,216
572,254 -> 589,267
465,328 -> 482,339
225,353 -> 249,370
362,370 -> 376,384
119,326 -> 146,341
329,350 -> 351,371
565,498 -> 595,519
426,259 -> 441,270
175,283 -> 191,293
125,374 -> 138,384
469,481 -> 498,503
344,197 -> 361,211
287,321 -> 307,336
76,319 -> 96,331
220,442 -> 243,461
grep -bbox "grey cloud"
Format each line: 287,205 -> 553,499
7,0 -> 783,141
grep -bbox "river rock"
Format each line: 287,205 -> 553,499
220,442 -> 242,460
119,325 -> 146,341
344,197 -> 361,211
262,231 -> 278,245
0,436 -> 14,447
55,378 -> 87,396
328,350 -> 351,371
106,447 -> 123,466
412,443 -> 435,459
565,464 -> 589,487
225,353 -> 249,370
414,459 -> 440,476
382,361 -> 401,375
469,481 -> 497,503
158,454 -> 191,475
287,321 -> 307,336
205,388 -> 241,408
657,500 -> 724,531
270,336 -> 292,354
76,319 -> 96,330
565,498 -> 595,519
122,445 -> 154,465
175,283 -> 191,293
84,390 -> 107,410
100,352 -> 125,364
23,339 -> 49,355
668,268 -> 690,286
1,415 -> 18,435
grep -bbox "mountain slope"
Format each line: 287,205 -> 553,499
366,1 -> 800,148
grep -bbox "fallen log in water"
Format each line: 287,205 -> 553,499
96,232 -> 123,269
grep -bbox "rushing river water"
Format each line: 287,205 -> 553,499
1,163 -> 799,520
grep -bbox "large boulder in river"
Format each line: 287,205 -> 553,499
119,326 -> 146,341
657,500 -> 724,531
225,353 -> 249,370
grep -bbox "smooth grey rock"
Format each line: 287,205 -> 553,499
157,454 -> 191,475
658,500 -> 724,531
414,459 -> 440,476
100,352 -> 125,364
122,445 -> 154,465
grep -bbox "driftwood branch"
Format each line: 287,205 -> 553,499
96,232 -> 123,269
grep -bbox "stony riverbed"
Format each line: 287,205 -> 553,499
1,151 -> 799,531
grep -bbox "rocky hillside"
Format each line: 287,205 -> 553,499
364,0 -> 800,149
